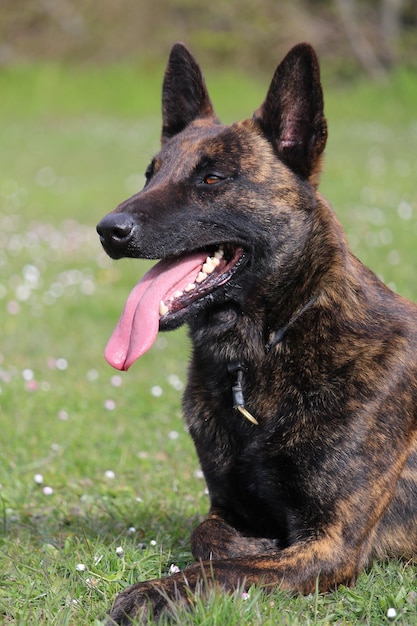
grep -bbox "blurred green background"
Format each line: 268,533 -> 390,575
0,2 -> 417,624
1,0 -> 417,76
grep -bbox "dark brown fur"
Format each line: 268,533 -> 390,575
97,43 -> 417,624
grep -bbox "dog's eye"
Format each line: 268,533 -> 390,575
144,162 -> 155,185
145,165 -> 153,179
203,174 -> 222,185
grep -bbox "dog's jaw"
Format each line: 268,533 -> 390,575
158,245 -> 246,325
104,244 -> 247,370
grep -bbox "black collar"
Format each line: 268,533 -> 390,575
265,293 -> 319,352
228,292 -> 320,426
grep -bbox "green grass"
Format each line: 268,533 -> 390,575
0,61 -> 417,624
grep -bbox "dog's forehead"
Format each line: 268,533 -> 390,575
161,120 -> 236,159
157,119 -> 272,177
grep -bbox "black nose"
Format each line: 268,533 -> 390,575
96,213 -> 135,258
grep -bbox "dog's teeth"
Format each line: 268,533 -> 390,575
159,301 -> 169,316
173,290 -> 183,298
196,271 -> 207,283
212,256 -> 220,267
202,257 -> 216,274
214,248 -> 224,260
185,283 -> 195,292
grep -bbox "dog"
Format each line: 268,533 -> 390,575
96,42 -> 417,624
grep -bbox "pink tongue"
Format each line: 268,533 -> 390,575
105,252 -> 207,370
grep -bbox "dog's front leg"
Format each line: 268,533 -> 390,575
107,535 -> 361,624
191,507 -> 280,559
108,515 -> 279,624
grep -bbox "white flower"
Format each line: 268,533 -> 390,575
104,470 -> 115,480
22,369 -> 34,381
387,608 -> 397,621
150,385 -> 163,397
33,473 -> 44,485
115,546 -> 124,557
169,564 -> 180,575
42,486 -> 53,496
167,374 -> 183,391
86,369 -> 99,381
76,563 -> 86,571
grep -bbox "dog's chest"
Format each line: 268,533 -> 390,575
197,421 -> 310,537
186,384 -> 303,486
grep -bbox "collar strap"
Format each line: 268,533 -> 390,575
265,293 -> 319,353
226,293 -> 319,426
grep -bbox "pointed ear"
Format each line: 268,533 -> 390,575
253,44 -> 327,183
161,43 -> 217,143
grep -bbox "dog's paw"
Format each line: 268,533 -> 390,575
106,581 -> 161,624
106,575 -> 190,625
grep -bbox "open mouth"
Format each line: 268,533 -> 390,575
104,243 -> 246,371
159,244 -> 245,320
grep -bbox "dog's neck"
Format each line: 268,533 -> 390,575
225,291 -> 320,426
265,293 -> 320,352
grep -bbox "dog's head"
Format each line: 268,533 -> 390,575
97,43 -> 327,370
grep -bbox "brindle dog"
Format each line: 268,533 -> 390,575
97,43 -> 417,624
